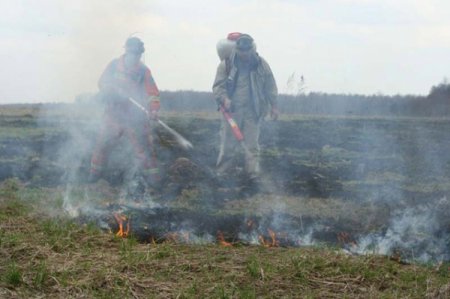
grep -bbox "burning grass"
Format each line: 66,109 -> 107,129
1,185 -> 449,298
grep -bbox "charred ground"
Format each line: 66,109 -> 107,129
1,103 -> 450,261
1,103 -> 450,297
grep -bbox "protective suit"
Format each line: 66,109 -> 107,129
212,34 -> 278,180
89,37 -> 160,184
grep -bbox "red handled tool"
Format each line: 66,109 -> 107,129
219,105 -> 244,141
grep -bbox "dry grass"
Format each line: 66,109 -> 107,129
1,184 -> 449,299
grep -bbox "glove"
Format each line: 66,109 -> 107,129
222,97 -> 232,111
149,97 -> 160,120
270,106 -> 279,120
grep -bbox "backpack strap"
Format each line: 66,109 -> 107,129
225,58 -> 232,76
225,58 -> 238,97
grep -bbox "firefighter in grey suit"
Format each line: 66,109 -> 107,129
212,33 -> 279,184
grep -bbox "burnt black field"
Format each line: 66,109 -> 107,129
1,103 -> 450,262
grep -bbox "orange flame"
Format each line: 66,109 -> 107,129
113,213 -> 130,238
337,232 -> 357,247
268,229 -> 278,247
217,231 -> 233,247
259,228 -> 279,247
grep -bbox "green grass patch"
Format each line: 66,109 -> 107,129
3,262 -> 22,287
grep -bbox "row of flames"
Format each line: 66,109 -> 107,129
113,213 -> 357,248
113,213 -> 281,247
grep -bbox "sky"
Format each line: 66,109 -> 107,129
1,0 -> 450,103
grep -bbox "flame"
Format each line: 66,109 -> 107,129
268,229 -> 278,246
217,231 -> 233,247
259,228 -> 279,247
337,232 -> 357,247
113,213 -> 130,238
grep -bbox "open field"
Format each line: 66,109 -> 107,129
0,103 -> 450,297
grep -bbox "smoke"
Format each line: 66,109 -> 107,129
33,93 -> 164,219
354,118 -> 447,263
353,198 -> 450,262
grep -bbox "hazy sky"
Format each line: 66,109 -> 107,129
2,0 -> 450,103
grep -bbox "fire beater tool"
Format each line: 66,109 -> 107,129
128,96 -> 222,184
127,97 -> 193,150
219,105 -> 244,141
218,105 -> 252,156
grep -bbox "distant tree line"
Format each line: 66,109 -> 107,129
160,80 -> 450,117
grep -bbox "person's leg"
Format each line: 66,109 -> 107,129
126,124 -> 160,187
89,116 -> 122,182
216,114 -> 241,175
242,117 -> 260,179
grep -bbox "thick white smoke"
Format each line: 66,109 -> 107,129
353,197 -> 450,262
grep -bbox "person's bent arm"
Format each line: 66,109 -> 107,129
212,61 -> 231,110
143,67 -> 160,119
262,60 -> 279,120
